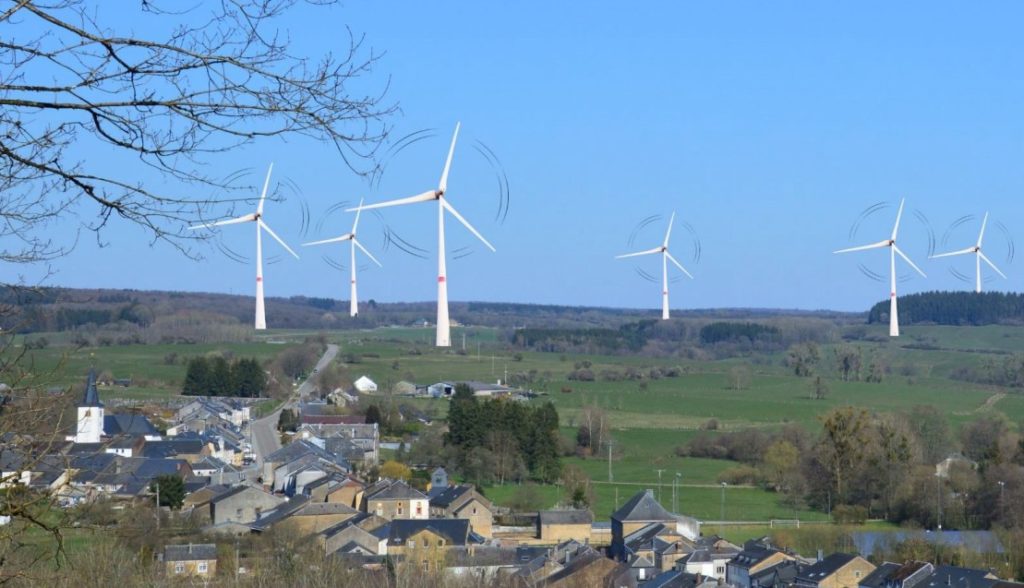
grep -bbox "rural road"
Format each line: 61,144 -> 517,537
249,343 -> 339,466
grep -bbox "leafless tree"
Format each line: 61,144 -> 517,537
0,0 -> 393,262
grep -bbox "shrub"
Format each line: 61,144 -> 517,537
832,504 -> 868,525
717,465 -> 759,485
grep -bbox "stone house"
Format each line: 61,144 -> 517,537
727,539 -> 799,588
209,485 -> 285,526
386,519 -> 478,572
319,512 -> 389,556
610,489 -> 679,561
163,543 -> 217,577
428,484 -> 494,537
361,479 -> 428,520
796,553 -> 876,588
536,509 -> 593,543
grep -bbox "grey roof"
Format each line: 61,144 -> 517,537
365,479 -> 426,501
752,560 -> 804,588
387,518 -> 471,547
429,484 -> 472,508
860,563 -> 903,588
80,369 -> 102,408
140,439 -> 205,459
104,414 -> 159,436
920,566 -> 998,588
612,489 -> 675,522
163,543 -> 217,561
797,553 -> 859,584
646,570 -> 700,588
266,439 -> 348,469
538,509 -> 593,526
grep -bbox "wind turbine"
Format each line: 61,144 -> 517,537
189,164 -> 299,330
348,122 -> 495,347
930,212 -> 1007,293
834,198 -> 925,337
303,198 -> 382,317
615,212 -> 693,320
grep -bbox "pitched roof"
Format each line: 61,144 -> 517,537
104,414 -> 159,436
860,562 -> 902,588
387,518 -> 471,547
612,489 -> 675,523
429,484 -> 472,508
365,479 -> 426,501
80,369 -> 102,408
797,553 -> 861,584
920,566 -> 998,588
140,439 -> 205,459
538,509 -> 593,526
163,543 -> 217,561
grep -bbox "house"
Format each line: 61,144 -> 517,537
303,473 -> 363,505
860,561 -> 934,588
139,438 -> 209,461
675,535 -> 741,581
209,485 -> 285,527
319,512 -> 389,556
353,376 -> 377,393
752,559 -> 805,588
163,543 -> 217,577
727,538 -> 799,588
262,439 -> 350,489
385,519 -> 482,571
621,521 -> 693,572
250,496 -> 358,535
537,509 -> 593,543
427,380 -> 519,399
611,489 -> 685,560
542,546 -> 631,588
428,467 -> 448,495
361,479 -> 428,520
428,484 -> 494,537
297,422 -> 379,464
917,566 -> 999,588
795,553 -> 876,588
182,484 -> 233,524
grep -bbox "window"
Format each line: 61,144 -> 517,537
416,503 -> 423,516
198,562 -> 208,573
398,505 -> 403,515
717,567 -> 725,575
235,508 -> 243,519
423,539 -> 430,548
376,503 -> 383,516
472,507 -> 477,515
174,563 -> 185,574
408,540 -> 415,548
856,572 -> 862,579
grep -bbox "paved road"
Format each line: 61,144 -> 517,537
249,343 -> 339,466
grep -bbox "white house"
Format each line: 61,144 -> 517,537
353,376 -> 377,393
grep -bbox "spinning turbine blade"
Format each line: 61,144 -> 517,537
302,234 -> 352,246
257,163 -> 273,216
439,122 -> 460,194
188,213 -> 257,230
978,212 -> 989,248
893,244 -> 926,277
347,190 -> 436,212
664,212 -> 676,248
441,199 -> 496,252
259,219 -> 299,259
352,198 -> 364,234
616,247 -> 663,259
665,251 -> 694,279
890,198 -> 905,241
930,247 -> 975,259
833,240 -> 891,254
978,250 -> 1007,279
354,238 -> 383,267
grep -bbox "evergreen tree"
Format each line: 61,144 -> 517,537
232,358 -> 266,398
365,404 -> 382,425
208,355 -> 232,396
181,357 -> 210,396
150,474 -> 185,509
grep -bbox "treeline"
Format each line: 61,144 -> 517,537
681,405 -> 1024,530
950,354 -> 1024,388
699,322 -> 780,345
511,320 -> 658,354
869,291 -> 1024,326
444,384 -> 561,484
182,356 -> 266,397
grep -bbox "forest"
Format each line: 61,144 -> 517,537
868,291 -> 1024,326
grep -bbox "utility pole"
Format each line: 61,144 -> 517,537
720,482 -> 726,533
655,469 -> 665,503
155,482 -> 160,531
607,441 -> 614,482
936,473 -> 943,530
999,480 -> 1006,522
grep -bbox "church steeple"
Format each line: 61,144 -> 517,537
80,368 -> 102,408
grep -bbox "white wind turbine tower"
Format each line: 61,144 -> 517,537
930,212 -> 1007,293
349,123 -> 495,347
303,199 -> 382,317
189,164 -> 299,330
833,199 -> 925,337
615,212 -> 693,320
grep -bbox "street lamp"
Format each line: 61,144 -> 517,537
935,472 -> 943,530
998,480 -> 1006,522
720,482 -> 727,530
674,472 -> 682,514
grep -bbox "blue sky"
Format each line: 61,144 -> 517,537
33,2 -> 1024,311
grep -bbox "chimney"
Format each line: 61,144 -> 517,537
817,548 -> 823,562
188,543 -> 193,554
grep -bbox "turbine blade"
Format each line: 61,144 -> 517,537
930,247 -> 975,259
439,122 -> 460,193
833,240 -> 890,254
302,234 -> 352,246
352,197 -> 364,234
347,190 -> 436,212
664,212 -> 676,248
353,238 -> 383,267
259,219 -> 299,259
665,251 -> 694,279
891,198 -> 905,241
893,244 -> 926,278
978,212 -> 988,248
188,213 -> 257,230
979,250 -> 1007,279
615,247 -> 663,259
257,163 -> 273,216
441,199 -> 496,252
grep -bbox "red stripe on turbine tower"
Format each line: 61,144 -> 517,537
256,277 -> 262,282
438,276 -> 446,283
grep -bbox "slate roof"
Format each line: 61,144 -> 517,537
920,566 -> 998,588
164,543 -> 217,561
796,553 -> 859,584
429,484 -> 472,508
140,439 -> 205,459
612,489 -> 676,522
387,518 -> 471,547
104,414 -> 159,436
860,563 -> 902,588
752,560 -> 804,588
365,479 -> 426,501
646,570 -> 701,588
731,539 -> 786,569
266,439 -> 347,469
538,509 -> 593,526
80,369 -> 102,408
